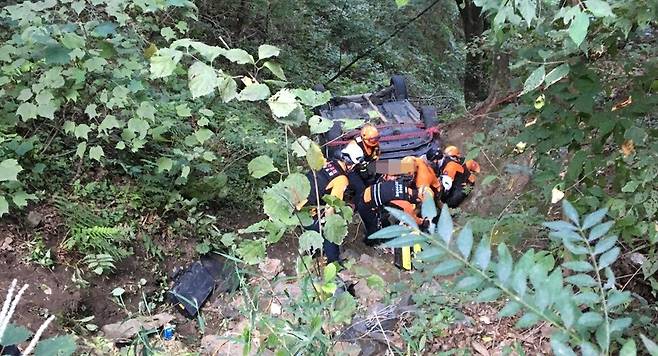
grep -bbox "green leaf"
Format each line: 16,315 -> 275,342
17,88 -> 33,101
517,0 -> 537,27
396,0 -> 409,7
566,274 -> 597,287
156,157 -> 173,173
93,21 -> 117,37
622,181 -> 640,193
597,246 -> 620,270
516,312 -> 540,328
496,243 -> 513,283
473,236 -> 492,270
580,342 -> 600,356
324,263 -> 337,281
456,223 -> 473,259
98,115 -> 121,134
238,83 -> 271,101
89,146 -> 104,161
83,56 -> 107,72
323,214 -> 347,245
521,65 -> 545,95
268,89 -> 299,118
498,301 -> 522,317
455,276 -> 483,291
136,101 -> 156,120
0,196 -> 8,217
236,239 -> 266,265
589,221 -> 614,241
368,225 -> 410,240
543,220 -> 578,231
283,173 -> 310,208
11,191 -> 36,208
607,290 -> 631,308
562,261 -> 593,272
0,159 -> 23,182
381,234 -> 427,248
308,115 -> 333,135
248,155 -> 277,179
150,48 -> 183,79
562,200 -> 580,226
610,317 -> 632,334
176,103 -> 192,117
160,27 -> 176,41
0,324 -> 32,345
127,118 -> 149,139
619,339 -> 636,356
385,206 -> 419,229
481,175 -> 497,186
586,0 -> 614,17
188,61 -> 217,98
569,11 -> 590,46
436,204 -> 453,243
578,312 -> 604,328
551,338 -> 577,356
306,142 -> 325,171
75,142 -> 86,159
476,287 -> 502,302
294,88 -> 332,108
44,45 -> 71,65
594,235 -> 617,254
258,44 -> 280,60
299,230 -> 323,253
625,126 -> 648,146
73,124 -> 90,140
582,208 -> 608,230
544,63 -> 570,88
16,102 -> 38,121
432,259 -> 463,276
217,75 -> 238,102
640,334 -> 658,356
263,61 -> 286,80
222,48 -> 254,64
194,128 -> 214,144
34,335 -> 77,356
190,42 -> 225,62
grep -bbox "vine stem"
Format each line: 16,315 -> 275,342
420,230 -> 584,344
581,230 -> 611,355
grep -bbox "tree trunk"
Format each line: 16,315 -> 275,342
456,0 -> 489,104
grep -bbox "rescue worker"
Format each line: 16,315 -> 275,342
426,145 -> 480,208
300,143 -> 365,263
345,123 -> 381,195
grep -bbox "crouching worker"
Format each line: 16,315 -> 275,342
427,145 -> 481,208
301,144 -> 365,263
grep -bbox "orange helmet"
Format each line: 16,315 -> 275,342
360,124 -> 380,148
443,145 -> 461,157
465,160 -> 480,173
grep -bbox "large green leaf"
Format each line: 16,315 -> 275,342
89,146 -> 104,161
582,208 -> 608,230
456,223 -> 473,259
149,48 -> 183,79
0,159 -> 23,182
368,225 -> 410,240
476,287 -> 502,302
268,89 -> 298,117
578,312 -> 604,328
516,312 -> 540,328
495,243 -> 513,283
473,236 -> 492,270
34,335 -> 77,356
544,63 -> 570,88
498,301 -> 522,317
299,230 -> 322,253
263,61 -> 285,80
248,155 -> 277,179
562,260 -> 593,272
551,338 -> 577,356
589,221 -> 614,241
597,246 -> 620,270
436,204 -> 453,243
569,11 -> 590,46
0,324 -> 32,345
258,44 -> 280,60
585,0 -> 614,17
381,235 -> 427,248
217,75 -> 238,102
188,61 -> 217,98
190,41 -> 225,62
283,173 -> 310,208
294,89 -> 331,108
565,273 -> 597,287
594,235 -> 617,254
521,65 -> 545,95
306,142 -> 325,171
640,334 -> 658,356
455,275 -> 483,291
516,0 -> 537,27
237,83 -> 271,101
222,48 -> 254,64
16,102 -> 38,121
619,339 -> 636,356
323,214 -> 347,245
431,259 -> 463,276
308,115 -> 333,135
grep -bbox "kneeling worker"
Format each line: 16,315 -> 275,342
426,145 -> 480,208
301,144 -> 365,263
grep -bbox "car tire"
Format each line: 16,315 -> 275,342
390,75 -> 408,100
420,105 -> 439,128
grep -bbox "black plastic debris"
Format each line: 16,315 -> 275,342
169,254 -> 238,318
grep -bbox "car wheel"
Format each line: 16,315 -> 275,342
390,75 -> 408,100
420,105 -> 439,128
